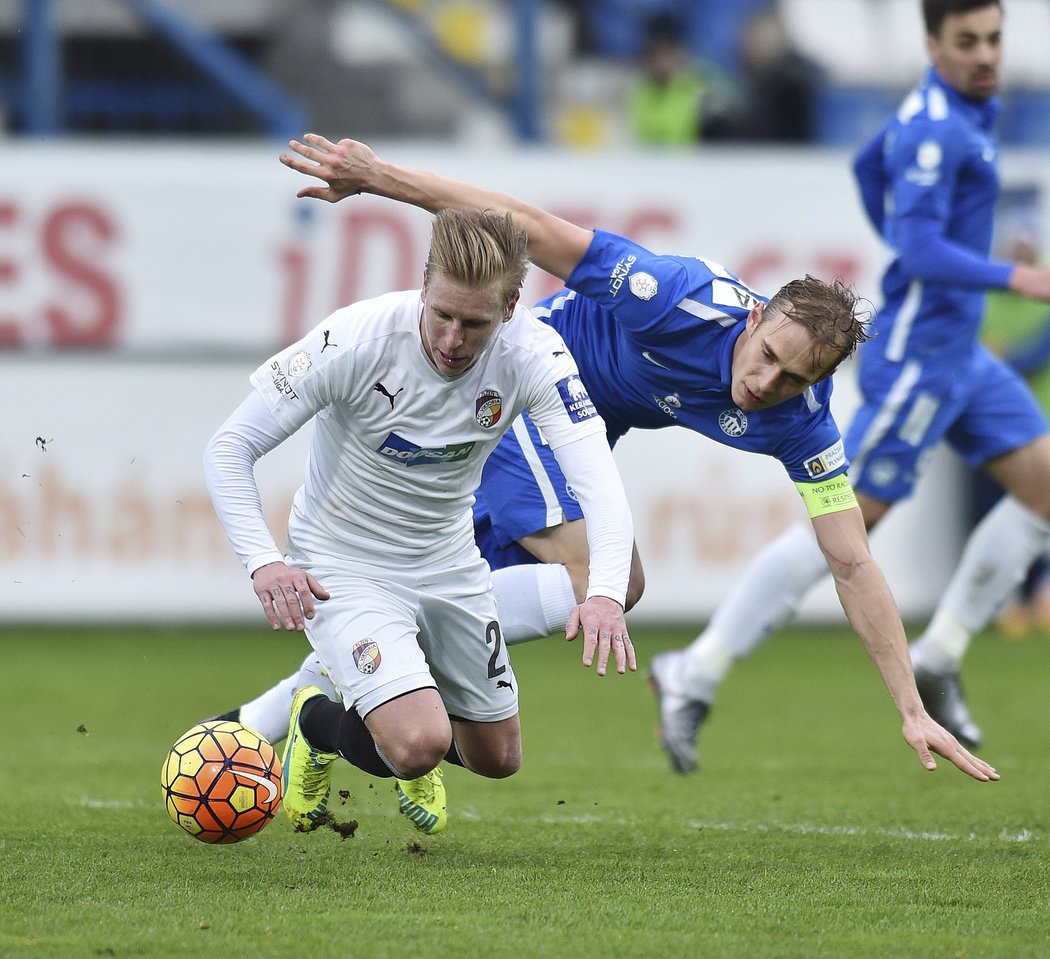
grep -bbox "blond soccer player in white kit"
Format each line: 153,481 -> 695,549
203,210 -> 635,834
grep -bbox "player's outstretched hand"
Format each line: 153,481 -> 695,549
279,134 -> 379,203
1007,263 -> 1050,303
251,561 -> 330,631
565,596 -> 635,677
902,712 -> 999,782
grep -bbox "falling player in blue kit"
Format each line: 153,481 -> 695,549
228,129 -> 996,787
651,0 -> 1050,771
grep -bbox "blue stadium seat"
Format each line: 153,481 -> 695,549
813,86 -> 904,147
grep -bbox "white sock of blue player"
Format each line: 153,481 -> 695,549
680,522 -> 828,704
239,651 -> 339,744
912,496 -> 1050,674
491,563 -> 578,644
238,671 -> 299,744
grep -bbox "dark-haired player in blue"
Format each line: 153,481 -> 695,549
245,130 -> 994,785
656,0 -> 1050,771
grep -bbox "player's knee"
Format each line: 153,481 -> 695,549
466,739 -> 522,779
386,729 -> 452,780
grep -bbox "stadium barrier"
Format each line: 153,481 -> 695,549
4,143 -> 1047,623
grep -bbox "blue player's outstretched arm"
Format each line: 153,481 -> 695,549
279,134 -> 592,283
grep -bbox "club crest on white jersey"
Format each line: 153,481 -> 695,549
475,389 -> 503,429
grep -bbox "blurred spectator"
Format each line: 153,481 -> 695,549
579,0 -> 689,59
577,0 -> 772,72
729,8 -> 824,142
551,0 -> 596,56
626,13 -> 737,146
975,226 -> 1050,635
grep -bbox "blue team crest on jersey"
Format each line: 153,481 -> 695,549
475,389 -> 503,429
377,433 -> 476,466
557,375 -> 598,423
718,409 -> 748,437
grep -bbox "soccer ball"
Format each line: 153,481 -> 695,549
161,720 -> 282,844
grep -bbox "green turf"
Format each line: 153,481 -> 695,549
2,623 -> 1047,959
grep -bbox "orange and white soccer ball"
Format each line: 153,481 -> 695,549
161,720 -> 282,844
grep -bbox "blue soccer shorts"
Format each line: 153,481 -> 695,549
845,343 -> 1049,504
472,412 -> 585,570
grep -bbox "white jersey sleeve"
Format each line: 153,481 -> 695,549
508,310 -> 632,606
550,432 -> 633,606
510,311 -> 607,451
203,390 -> 297,575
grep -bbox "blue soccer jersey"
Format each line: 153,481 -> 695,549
853,67 -> 1012,366
534,229 -> 846,484
473,412 -> 584,563
472,229 -> 848,557
847,66 -> 1048,503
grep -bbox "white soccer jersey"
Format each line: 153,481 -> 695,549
221,289 -> 616,579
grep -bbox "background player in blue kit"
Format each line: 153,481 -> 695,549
653,0 -> 1050,772
242,129 -> 996,785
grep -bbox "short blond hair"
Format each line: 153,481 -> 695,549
426,209 -> 529,308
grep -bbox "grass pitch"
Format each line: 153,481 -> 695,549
2,623 -> 1048,959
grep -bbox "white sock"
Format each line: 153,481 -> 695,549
239,651 -> 339,744
681,521 -> 828,703
239,671 -> 300,745
492,563 -> 577,645
296,650 -> 340,701
912,496 -> 1050,673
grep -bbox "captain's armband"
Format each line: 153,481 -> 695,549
795,473 -> 858,519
